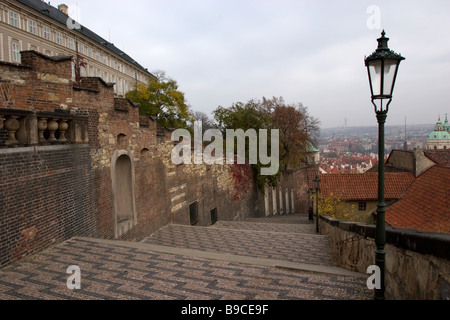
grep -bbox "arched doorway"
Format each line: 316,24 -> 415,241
116,155 -> 133,223
112,151 -> 137,238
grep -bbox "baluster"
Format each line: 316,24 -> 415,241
47,118 -> 58,141
38,117 -> 48,142
4,116 -> 20,146
58,119 -> 69,142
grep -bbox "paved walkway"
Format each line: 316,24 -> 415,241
0,214 -> 372,300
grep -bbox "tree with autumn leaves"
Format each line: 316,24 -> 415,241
126,70 -> 192,129
260,97 -> 320,173
213,96 -> 320,189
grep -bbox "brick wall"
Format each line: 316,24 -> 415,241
0,145 -> 96,267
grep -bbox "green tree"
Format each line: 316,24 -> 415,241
125,70 -> 192,128
213,100 -> 270,132
213,97 -> 319,191
213,100 -> 278,190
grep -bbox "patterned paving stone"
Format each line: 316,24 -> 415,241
0,214 -> 372,300
142,224 -> 335,266
0,238 -> 371,300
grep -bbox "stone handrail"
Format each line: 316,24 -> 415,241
0,108 -> 88,148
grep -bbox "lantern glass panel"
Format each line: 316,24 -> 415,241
368,61 -> 382,96
382,59 -> 399,96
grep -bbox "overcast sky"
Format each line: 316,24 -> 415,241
65,0 -> 450,128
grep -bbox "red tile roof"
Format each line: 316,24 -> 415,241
319,172 -> 415,201
386,166 -> 450,234
424,149 -> 450,168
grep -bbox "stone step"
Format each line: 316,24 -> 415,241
142,222 -> 335,267
211,220 -> 316,234
245,213 -> 312,225
82,237 -> 365,278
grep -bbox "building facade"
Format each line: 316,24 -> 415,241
0,0 -> 153,96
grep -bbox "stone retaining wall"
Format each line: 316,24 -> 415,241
319,215 -> 450,300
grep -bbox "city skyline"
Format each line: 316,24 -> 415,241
63,0 -> 450,128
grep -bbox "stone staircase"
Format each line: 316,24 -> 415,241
142,213 -> 363,277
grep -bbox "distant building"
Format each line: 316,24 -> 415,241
0,0 -> 154,96
319,172 -> 415,223
425,114 -> 450,150
305,141 -> 320,165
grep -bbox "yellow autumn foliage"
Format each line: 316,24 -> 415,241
314,192 -> 349,220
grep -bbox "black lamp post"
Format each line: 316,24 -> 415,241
307,189 -> 313,220
313,175 -> 320,233
365,30 -> 405,300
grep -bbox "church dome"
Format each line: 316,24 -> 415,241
427,130 -> 450,140
427,115 -> 450,140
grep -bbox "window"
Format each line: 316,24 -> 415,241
87,46 -> 92,58
11,41 -> 21,63
118,78 -> 122,93
189,201 -> 199,226
358,202 -> 367,211
78,42 -> 84,54
43,26 -> 51,40
10,11 -> 19,27
68,37 -> 74,49
56,32 -> 63,45
28,20 -> 37,34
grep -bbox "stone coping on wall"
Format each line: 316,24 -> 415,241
319,215 -> 450,261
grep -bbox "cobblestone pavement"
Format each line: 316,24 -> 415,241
0,214 -> 372,300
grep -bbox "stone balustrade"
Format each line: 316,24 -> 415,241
0,108 -> 88,148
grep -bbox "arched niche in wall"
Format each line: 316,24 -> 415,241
111,150 -> 137,238
117,133 -> 128,150
140,148 -> 150,166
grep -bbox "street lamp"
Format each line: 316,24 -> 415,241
365,30 -> 405,300
313,175 -> 320,233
